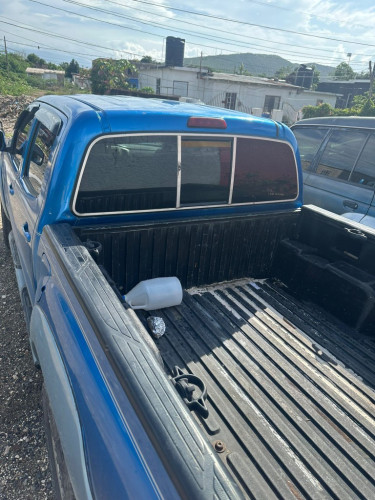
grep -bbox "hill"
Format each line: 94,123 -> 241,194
183,53 -> 335,79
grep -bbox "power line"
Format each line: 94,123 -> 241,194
4,38 -> 102,61
63,0 -> 366,59
104,0 -> 375,48
25,0 -> 372,67
0,17 -> 162,60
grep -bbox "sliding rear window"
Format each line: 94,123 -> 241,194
74,134 -> 298,215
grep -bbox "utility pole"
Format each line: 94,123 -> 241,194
199,51 -> 203,76
4,36 -> 9,73
369,61 -> 375,99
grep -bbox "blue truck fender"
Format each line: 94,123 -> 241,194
30,304 -> 93,500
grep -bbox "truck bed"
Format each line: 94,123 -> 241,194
137,279 -> 375,499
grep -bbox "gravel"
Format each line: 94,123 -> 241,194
0,95 -> 53,499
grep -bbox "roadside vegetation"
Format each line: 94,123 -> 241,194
0,52 -> 87,96
302,93 -> 375,118
0,52 -> 154,97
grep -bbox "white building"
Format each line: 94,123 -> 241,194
138,66 -> 338,123
26,68 -> 65,84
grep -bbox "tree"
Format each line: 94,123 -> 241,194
333,62 -> 356,81
140,55 -> 154,63
26,53 -> 48,68
91,58 -> 136,94
312,68 -> 320,90
274,66 -> 293,80
65,59 -> 80,78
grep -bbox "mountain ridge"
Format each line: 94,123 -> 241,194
183,53 -> 335,79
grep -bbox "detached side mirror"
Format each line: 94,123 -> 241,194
31,144 -> 45,166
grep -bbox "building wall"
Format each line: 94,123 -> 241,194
138,68 -> 337,124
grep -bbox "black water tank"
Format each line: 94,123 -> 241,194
295,64 -> 314,89
165,37 -> 185,67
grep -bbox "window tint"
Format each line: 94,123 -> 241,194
25,122 -> 56,196
316,129 -> 367,181
13,118 -> 35,169
350,134 -> 375,187
77,136 -> 178,213
232,138 -> 298,203
292,127 -> 327,171
180,138 -> 232,205
76,134 -> 298,215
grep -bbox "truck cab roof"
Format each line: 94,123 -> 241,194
37,94 -> 290,138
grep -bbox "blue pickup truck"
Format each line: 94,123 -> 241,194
1,95 -> 375,500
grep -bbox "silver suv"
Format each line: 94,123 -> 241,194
291,116 -> 375,228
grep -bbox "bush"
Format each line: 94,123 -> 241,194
139,87 -> 154,94
0,71 -> 34,96
302,97 -> 375,119
302,103 -> 334,118
91,58 -> 136,94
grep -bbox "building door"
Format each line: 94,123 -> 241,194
264,95 -> 281,113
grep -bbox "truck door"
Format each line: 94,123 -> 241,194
6,106 -> 60,303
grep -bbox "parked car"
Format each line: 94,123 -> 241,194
291,116 -> 375,228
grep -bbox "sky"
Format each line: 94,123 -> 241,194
1,0 -> 375,75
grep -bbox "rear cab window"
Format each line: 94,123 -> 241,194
74,134 -> 298,215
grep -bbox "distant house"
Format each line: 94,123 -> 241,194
72,73 -> 91,90
317,80 -> 370,108
138,66 -> 338,123
26,68 -> 65,84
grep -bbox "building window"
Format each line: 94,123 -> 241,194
224,93 -> 237,110
173,81 -> 188,96
264,95 -> 281,113
156,78 -> 161,95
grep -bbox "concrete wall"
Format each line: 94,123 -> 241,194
138,67 -> 337,124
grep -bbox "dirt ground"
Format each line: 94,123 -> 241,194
0,95 -> 53,499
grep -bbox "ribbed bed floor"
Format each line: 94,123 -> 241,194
137,279 -> 375,500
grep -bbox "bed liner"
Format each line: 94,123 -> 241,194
137,279 -> 375,500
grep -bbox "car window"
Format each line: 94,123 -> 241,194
180,138 -> 232,205
292,127 -> 327,171
78,135 -> 178,212
350,134 -> 375,187
13,118 -> 35,170
232,138 -> 298,203
24,121 -> 56,197
316,129 -> 368,181
76,134 -> 298,215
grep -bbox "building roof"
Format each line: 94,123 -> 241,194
204,71 -> 301,89
26,68 -> 65,75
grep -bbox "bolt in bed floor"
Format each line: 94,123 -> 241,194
137,279 -> 375,500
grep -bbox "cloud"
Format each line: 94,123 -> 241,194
1,0 -> 374,72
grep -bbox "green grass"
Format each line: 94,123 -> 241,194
0,71 -> 90,97
0,71 -> 36,96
